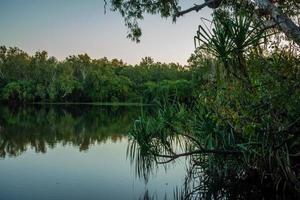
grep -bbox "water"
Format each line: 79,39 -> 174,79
0,105 -> 186,200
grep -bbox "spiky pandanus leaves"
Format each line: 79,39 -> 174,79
127,103 -> 190,180
194,10 -> 268,86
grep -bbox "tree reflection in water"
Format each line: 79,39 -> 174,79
1,105 -> 294,199
0,105 -> 139,158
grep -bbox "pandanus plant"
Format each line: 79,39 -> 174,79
194,10 -> 267,87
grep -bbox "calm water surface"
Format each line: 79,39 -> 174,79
0,105 -> 186,200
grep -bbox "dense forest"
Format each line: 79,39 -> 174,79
0,46 -> 196,104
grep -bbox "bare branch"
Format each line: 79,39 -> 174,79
175,0 -> 215,18
154,148 -> 242,164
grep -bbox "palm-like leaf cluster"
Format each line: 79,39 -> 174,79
194,10 -> 267,82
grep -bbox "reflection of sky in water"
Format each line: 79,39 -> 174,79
0,139 -> 186,200
0,111 -> 186,200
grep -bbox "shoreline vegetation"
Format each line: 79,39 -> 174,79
29,102 -> 152,106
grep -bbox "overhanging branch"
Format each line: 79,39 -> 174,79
175,0 -> 215,18
154,148 -> 242,164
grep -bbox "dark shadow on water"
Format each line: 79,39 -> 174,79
127,126 -> 299,200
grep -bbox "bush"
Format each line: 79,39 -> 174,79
1,81 -> 35,103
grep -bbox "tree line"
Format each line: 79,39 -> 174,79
0,46 -> 198,104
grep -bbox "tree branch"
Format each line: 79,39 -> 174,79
248,0 -> 300,46
154,148 -> 242,164
175,0 -> 215,17
176,0 -> 300,45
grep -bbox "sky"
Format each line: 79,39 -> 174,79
0,0 -> 212,65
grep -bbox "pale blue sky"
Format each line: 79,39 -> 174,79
0,0 -> 212,64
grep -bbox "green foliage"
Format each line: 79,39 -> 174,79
0,47 -> 193,104
194,10 -> 268,85
129,48 -> 300,197
107,0 -> 300,44
143,79 -> 194,104
1,80 -> 35,102
127,8 -> 300,198
107,0 -> 179,42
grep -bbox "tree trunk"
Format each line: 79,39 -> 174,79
248,0 -> 300,46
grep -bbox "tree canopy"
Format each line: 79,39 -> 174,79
107,0 -> 300,44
